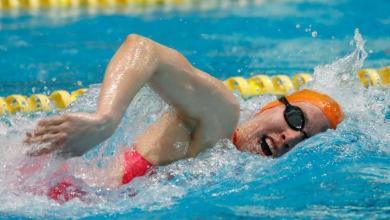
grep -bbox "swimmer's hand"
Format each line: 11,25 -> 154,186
24,113 -> 115,158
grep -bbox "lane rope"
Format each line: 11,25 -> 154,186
0,67 -> 388,115
1,0 -> 186,10
224,67 -> 389,98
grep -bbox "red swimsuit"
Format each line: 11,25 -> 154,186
46,148 -> 152,203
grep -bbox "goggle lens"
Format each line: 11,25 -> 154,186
284,106 -> 305,130
279,97 -> 307,137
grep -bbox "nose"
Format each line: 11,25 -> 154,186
276,129 -> 302,150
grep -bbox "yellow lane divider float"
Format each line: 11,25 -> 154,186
0,88 -> 87,115
0,67 -> 388,115
0,0 -> 186,10
224,73 -> 312,98
357,67 -> 390,88
224,67 -> 389,98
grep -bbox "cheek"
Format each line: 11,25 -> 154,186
262,111 -> 287,132
236,108 -> 287,142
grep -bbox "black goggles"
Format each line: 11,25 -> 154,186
278,97 -> 309,139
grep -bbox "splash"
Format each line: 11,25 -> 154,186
306,29 -> 389,151
311,28 -> 368,94
0,31 -> 389,219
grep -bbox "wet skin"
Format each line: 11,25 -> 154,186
23,34 -> 333,187
24,34 -> 240,166
233,102 -> 331,158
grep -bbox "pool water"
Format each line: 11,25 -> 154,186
0,0 -> 389,219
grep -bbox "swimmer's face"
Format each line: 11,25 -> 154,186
232,102 -> 330,157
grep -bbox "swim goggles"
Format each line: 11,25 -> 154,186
257,96 -> 309,157
279,96 -> 309,139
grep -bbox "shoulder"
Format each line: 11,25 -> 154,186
201,95 -> 240,143
209,81 -> 241,136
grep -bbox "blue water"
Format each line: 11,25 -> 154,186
0,0 -> 389,219
0,0 -> 389,95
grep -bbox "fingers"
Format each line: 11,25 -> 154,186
26,132 -> 63,145
24,115 -> 71,157
27,144 -> 54,157
23,132 -> 33,144
24,123 -> 66,145
26,133 -> 66,156
37,115 -> 66,127
25,115 -> 68,141
34,123 -> 66,136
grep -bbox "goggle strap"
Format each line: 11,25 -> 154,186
278,96 -> 290,107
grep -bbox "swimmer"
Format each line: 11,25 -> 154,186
24,34 -> 343,200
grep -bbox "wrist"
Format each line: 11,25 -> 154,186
94,113 -> 119,135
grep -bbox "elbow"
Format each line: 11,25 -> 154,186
124,33 -> 158,65
125,34 -> 150,45
126,33 -> 142,41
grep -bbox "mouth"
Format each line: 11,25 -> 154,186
233,129 -> 275,156
259,135 -> 273,156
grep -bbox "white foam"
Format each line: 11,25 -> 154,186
0,30 -> 388,218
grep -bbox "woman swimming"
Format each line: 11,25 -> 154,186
23,34 -> 343,201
